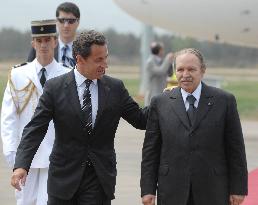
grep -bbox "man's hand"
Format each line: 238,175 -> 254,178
11,168 -> 27,191
230,195 -> 245,205
166,52 -> 174,62
142,194 -> 156,205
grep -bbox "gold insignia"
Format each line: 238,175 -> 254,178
8,72 -> 37,115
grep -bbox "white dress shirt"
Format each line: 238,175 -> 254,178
58,38 -> 73,62
35,59 -> 56,81
74,68 -> 98,127
181,82 -> 202,111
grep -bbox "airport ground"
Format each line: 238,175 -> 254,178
0,62 -> 257,204
0,119 -> 257,205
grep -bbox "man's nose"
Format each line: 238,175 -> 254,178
182,70 -> 190,77
41,42 -> 47,48
64,22 -> 69,27
102,60 -> 108,68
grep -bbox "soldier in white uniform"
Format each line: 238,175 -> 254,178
1,19 -> 70,205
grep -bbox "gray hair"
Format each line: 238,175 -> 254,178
174,48 -> 206,70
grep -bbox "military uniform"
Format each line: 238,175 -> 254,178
1,20 -> 70,205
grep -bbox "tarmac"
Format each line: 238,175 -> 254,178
0,119 -> 257,205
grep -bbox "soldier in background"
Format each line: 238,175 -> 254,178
1,19 -> 70,205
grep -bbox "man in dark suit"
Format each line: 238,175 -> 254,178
27,2 -> 80,67
141,48 -> 248,205
11,30 -> 148,205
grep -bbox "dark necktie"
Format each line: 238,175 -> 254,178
82,79 -> 93,135
187,95 -> 196,126
62,45 -> 75,67
40,68 -> 46,88
62,45 -> 68,64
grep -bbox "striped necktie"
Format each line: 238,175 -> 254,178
82,79 -> 93,135
62,45 -> 75,67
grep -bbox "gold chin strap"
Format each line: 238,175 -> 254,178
8,71 -> 37,115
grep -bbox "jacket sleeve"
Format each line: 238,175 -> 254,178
1,79 -> 19,158
120,80 -> 149,130
140,96 -> 161,196
224,94 -> 248,195
14,80 -> 54,171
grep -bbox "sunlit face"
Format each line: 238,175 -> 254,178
32,36 -> 57,59
175,53 -> 205,93
77,44 -> 108,80
56,11 -> 79,40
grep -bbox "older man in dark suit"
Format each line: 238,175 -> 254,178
11,30 -> 148,205
141,48 -> 247,205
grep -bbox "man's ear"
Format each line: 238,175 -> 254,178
76,55 -> 85,65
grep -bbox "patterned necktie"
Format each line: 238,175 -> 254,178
82,79 -> 93,135
62,45 -> 68,64
187,95 -> 196,126
40,68 -> 46,88
62,45 -> 75,67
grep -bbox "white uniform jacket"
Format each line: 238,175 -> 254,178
1,59 -> 70,168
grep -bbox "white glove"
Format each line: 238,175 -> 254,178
5,151 -> 16,168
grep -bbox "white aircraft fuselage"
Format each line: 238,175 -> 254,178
114,0 -> 258,47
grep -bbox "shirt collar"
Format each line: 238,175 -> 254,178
74,67 -> 98,87
35,59 -> 56,76
58,37 -> 73,50
181,82 -> 202,104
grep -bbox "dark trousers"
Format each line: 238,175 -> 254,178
187,184 -> 194,205
47,164 -> 110,205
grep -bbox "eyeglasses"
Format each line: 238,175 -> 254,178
57,18 -> 78,24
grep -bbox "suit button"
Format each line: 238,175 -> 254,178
81,162 -> 86,167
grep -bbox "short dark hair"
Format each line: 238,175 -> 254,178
72,30 -> 107,60
150,42 -> 163,55
56,2 -> 80,19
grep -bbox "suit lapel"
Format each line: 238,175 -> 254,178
94,76 -> 110,128
169,87 -> 190,130
192,83 -> 214,131
64,71 -> 85,123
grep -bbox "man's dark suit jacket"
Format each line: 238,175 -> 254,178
141,83 -> 248,205
14,70 -> 148,200
27,45 -> 59,62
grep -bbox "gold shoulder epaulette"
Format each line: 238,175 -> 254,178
12,62 -> 28,69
